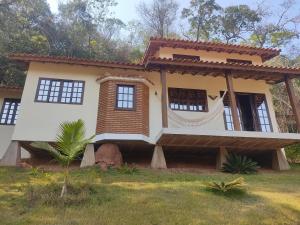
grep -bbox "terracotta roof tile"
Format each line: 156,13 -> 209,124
9,54 -> 145,70
0,85 -> 23,91
143,37 -> 281,63
146,57 -> 300,73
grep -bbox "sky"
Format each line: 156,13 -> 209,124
46,0 -> 300,54
47,0 -> 299,23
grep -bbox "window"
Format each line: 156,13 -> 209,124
227,59 -> 252,65
0,99 -> 20,125
35,78 -> 84,104
168,88 -> 208,112
173,54 -> 200,61
116,85 -> 135,110
254,94 -> 272,132
222,92 -> 234,130
221,92 -> 242,131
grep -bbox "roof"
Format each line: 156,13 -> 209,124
9,54 -> 145,71
146,57 -> 300,83
0,85 -> 23,91
8,39 -> 300,84
143,37 -> 281,63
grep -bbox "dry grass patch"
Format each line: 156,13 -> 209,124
0,165 -> 299,225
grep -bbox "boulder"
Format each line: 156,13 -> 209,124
95,143 -> 123,170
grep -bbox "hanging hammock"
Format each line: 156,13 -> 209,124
168,91 -> 227,128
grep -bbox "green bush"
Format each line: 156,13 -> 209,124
222,153 -> 259,174
285,144 -> 300,163
117,163 -> 139,175
204,177 -> 245,193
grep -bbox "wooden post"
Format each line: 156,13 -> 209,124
160,69 -> 168,128
285,76 -> 300,132
225,71 -> 241,131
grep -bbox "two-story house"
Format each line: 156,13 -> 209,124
1,37 -> 300,170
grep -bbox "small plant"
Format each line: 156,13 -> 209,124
204,177 -> 245,193
117,163 -> 139,175
29,167 -> 41,177
222,153 -> 259,174
31,119 -> 94,197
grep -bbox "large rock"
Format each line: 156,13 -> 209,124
95,143 -> 123,170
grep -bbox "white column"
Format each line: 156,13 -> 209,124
272,148 -> 290,171
80,144 -> 95,168
151,145 -> 167,169
216,147 -> 228,170
0,141 -> 21,166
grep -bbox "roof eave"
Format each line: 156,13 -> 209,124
9,54 -> 146,71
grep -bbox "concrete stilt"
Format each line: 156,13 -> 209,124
151,145 -> 167,169
216,146 -> 228,170
80,144 -> 95,168
272,148 -> 290,171
0,141 -> 21,166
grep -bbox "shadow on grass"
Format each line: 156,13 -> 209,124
25,182 -> 114,208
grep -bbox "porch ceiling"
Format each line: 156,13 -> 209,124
146,57 -> 300,84
156,128 -> 300,150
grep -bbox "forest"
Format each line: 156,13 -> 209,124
0,0 -> 300,137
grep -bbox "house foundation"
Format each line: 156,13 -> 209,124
151,145 -> 167,169
80,144 -> 95,168
272,148 -> 290,171
216,147 -> 228,170
0,141 -> 21,166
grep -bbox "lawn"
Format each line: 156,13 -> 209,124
0,165 -> 300,225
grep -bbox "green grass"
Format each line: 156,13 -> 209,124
0,165 -> 300,225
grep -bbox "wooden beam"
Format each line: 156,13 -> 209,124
225,71 -> 241,131
285,76 -> 300,132
160,69 -> 168,128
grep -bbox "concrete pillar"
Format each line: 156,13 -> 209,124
272,148 -> 290,171
0,141 -> 21,166
151,145 -> 167,169
216,147 -> 228,170
80,144 -> 95,168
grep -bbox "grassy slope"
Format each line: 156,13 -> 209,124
0,165 -> 300,225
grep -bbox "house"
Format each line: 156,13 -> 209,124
1,37 -> 300,170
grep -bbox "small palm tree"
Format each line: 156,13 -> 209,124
31,119 -> 94,197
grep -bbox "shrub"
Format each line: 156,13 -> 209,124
204,177 -> 245,193
222,153 -> 259,174
117,163 -> 139,175
285,144 -> 300,163
31,119 -> 94,197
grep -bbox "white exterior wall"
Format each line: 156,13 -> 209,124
147,73 -> 279,141
11,61 -> 279,144
12,62 -> 101,142
0,90 -> 30,159
156,47 -> 263,65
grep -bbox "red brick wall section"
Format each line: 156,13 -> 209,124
97,80 -> 149,136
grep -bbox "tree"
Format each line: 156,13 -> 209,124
219,5 -> 261,43
31,119 -> 94,197
137,0 -> 179,38
249,0 -> 300,48
0,0 -> 53,85
181,0 -> 221,41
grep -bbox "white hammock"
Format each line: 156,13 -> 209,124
168,91 -> 227,128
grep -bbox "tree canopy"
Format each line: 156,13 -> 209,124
0,0 -> 300,87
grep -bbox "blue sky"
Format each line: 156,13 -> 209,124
47,0 -> 298,23
46,0 -> 300,53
